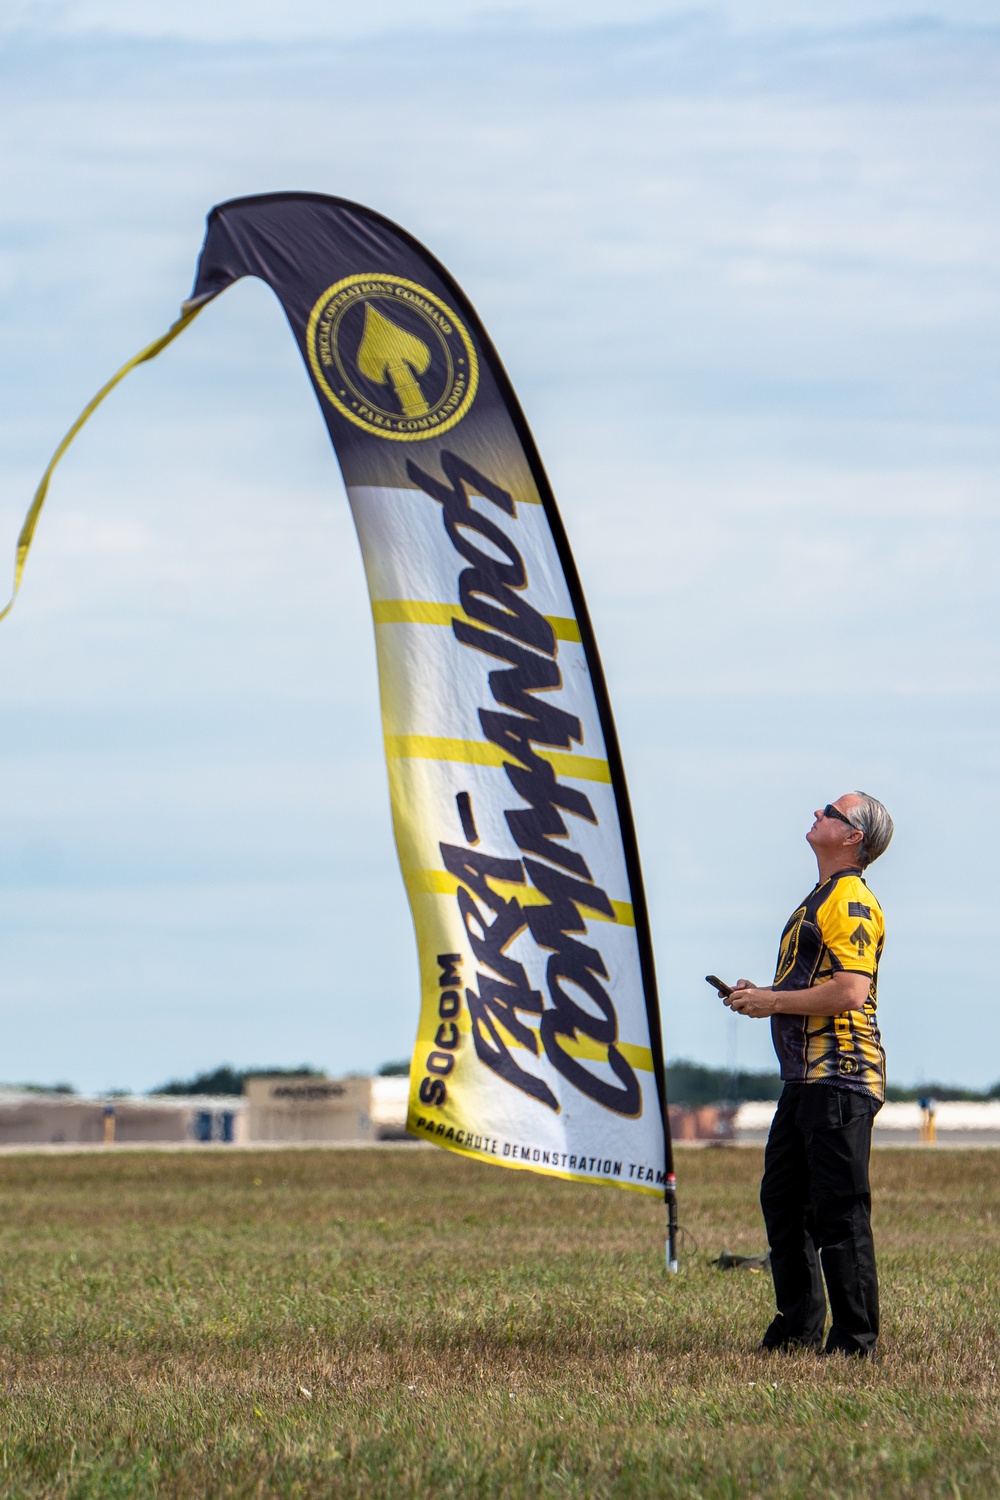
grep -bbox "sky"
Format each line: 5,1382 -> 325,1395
0,1 -> 997,1093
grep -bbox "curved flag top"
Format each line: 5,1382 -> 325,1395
4,193 -> 675,1203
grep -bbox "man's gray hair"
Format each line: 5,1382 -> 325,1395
846,792 -> 894,869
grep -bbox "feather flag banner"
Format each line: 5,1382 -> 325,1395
2,194 -> 675,1214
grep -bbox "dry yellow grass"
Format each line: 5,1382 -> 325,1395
0,1144 -> 995,1497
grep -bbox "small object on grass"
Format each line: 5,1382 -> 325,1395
713,1249 -> 771,1272
299,1386 -> 312,1399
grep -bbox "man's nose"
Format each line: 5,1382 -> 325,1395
813,808 -> 824,820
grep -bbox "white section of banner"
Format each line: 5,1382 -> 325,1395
348,477 -> 666,1196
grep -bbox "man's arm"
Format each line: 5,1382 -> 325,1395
724,971 -> 870,1020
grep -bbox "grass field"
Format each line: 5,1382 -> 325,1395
0,1145 -> 996,1498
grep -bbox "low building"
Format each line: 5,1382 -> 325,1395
668,1103 -> 737,1143
0,1091 -> 245,1146
370,1075 -> 410,1139
731,1099 -> 1000,1146
0,1075 -> 413,1149
244,1075 -> 373,1143
243,1073 -> 411,1143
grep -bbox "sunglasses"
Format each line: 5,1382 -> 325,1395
823,803 -> 857,829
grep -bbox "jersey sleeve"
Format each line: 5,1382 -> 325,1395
816,880 -> 883,976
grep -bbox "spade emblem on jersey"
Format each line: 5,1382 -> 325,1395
849,921 -> 872,958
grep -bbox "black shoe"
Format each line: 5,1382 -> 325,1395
761,1315 -> 822,1352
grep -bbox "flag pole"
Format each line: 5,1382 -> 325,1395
666,1173 -> 679,1273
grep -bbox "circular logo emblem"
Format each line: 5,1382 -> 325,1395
307,274 -> 479,442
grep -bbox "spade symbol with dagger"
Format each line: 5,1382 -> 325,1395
356,303 -> 433,417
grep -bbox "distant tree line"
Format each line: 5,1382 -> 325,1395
0,1082 -> 76,1095
151,1061 -> 1000,1103
665,1060 -> 783,1106
884,1079 -> 1000,1103
663,1060 -> 1000,1106
9,1059 -> 999,1102
350,1058 -> 1000,1104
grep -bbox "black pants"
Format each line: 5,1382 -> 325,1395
760,1082 -> 880,1355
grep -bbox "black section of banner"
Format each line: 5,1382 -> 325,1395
187,191 -> 674,1182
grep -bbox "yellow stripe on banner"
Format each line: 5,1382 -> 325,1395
385,734 -> 611,784
409,867 -> 634,926
578,1038 -> 655,1074
410,1000 -> 654,1076
371,598 -> 582,643
0,305 -> 205,623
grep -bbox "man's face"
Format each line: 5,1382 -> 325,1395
806,794 -> 863,860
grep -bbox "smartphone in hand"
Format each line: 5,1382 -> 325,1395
705,974 -> 734,999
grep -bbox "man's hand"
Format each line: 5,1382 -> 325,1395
725,981 -> 778,1019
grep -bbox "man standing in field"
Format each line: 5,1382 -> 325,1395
725,793 -> 894,1358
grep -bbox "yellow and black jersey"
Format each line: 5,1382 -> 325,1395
771,868 -> 886,1102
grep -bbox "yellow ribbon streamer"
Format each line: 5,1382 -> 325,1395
0,304 -> 204,623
